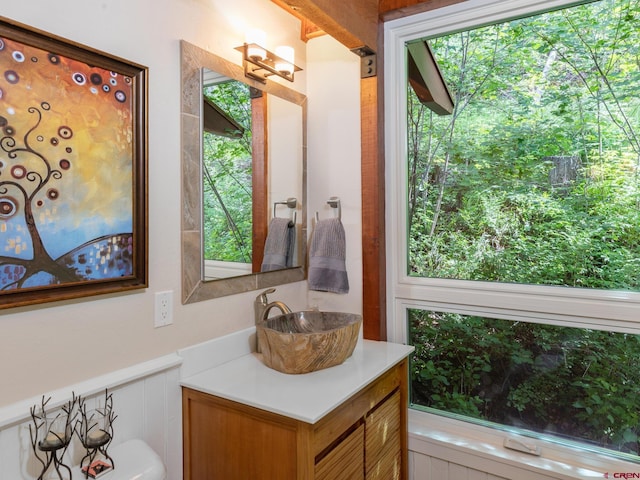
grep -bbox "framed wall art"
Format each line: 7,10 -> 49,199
0,17 -> 148,309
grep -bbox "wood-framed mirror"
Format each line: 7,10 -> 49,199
181,40 -> 307,304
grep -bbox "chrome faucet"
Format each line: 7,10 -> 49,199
255,288 -> 292,326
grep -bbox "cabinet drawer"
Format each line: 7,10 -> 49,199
366,390 -> 401,479
315,424 -> 365,480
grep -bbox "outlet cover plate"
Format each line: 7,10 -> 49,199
154,291 -> 173,327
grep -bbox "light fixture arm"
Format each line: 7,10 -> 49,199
235,43 -> 302,83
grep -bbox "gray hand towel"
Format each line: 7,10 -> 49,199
308,217 -> 349,294
261,217 -> 296,272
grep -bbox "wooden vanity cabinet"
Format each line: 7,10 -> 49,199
182,359 -> 408,479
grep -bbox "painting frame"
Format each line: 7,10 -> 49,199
0,17 -> 148,310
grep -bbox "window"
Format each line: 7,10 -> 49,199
409,309 -> 640,456
385,0 -> 640,463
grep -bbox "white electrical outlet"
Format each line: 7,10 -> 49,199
154,291 -> 173,327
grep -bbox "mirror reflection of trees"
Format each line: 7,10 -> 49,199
202,80 -> 252,265
181,42 -> 307,303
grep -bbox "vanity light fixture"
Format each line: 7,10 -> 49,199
245,29 -> 267,62
235,30 -> 301,83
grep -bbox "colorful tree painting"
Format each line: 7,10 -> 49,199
0,29 -> 144,300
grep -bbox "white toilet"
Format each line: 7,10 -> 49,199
69,439 -> 165,479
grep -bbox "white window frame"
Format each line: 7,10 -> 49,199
384,0 -> 640,475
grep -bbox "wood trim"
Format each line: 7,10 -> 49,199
361,23 -> 387,341
302,19 -> 327,42
296,421 -> 316,479
379,0 -> 469,22
398,358 -> 409,480
276,0 -> 377,49
252,93 -> 269,273
182,388 -> 192,480
271,0 -> 326,41
361,75 -> 385,340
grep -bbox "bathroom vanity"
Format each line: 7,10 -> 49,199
181,340 -> 413,479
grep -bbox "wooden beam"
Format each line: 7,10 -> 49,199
379,0 -> 468,22
271,0 -> 326,42
360,21 -> 387,341
276,0 -> 377,50
361,74 -> 387,341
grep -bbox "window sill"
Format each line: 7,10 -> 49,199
408,409 -> 638,480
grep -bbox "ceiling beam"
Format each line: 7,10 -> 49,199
271,0 -> 326,42
379,0 -> 468,22
274,0 -> 377,51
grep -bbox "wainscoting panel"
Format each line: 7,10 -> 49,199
0,354 -> 182,480
410,450 -> 510,480
409,433 -> 564,480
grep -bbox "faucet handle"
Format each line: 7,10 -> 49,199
257,288 -> 276,305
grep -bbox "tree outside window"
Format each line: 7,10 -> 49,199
406,0 -> 640,460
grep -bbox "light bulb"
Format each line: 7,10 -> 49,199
274,46 -> 294,75
246,29 -> 266,61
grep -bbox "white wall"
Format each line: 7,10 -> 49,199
306,35 -> 362,314
0,0 -> 361,408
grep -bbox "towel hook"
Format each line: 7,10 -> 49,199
315,196 -> 341,222
273,197 -> 297,226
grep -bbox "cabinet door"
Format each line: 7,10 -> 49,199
365,390 -> 402,480
315,424 -> 365,480
183,388 -> 299,479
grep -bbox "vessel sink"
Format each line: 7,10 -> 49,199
257,311 -> 362,374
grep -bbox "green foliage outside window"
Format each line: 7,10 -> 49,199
409,310 -> 640,457
407,0 -> 640,289
406,0 -> 640,460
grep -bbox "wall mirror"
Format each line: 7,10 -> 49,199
181,40 -> 307,304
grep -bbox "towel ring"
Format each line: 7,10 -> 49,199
273,197 -> 297,226
315,196 -> 341,222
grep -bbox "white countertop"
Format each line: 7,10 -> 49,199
180,340 -> 414,424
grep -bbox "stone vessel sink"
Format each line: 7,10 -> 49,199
257,311 -> 362,374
